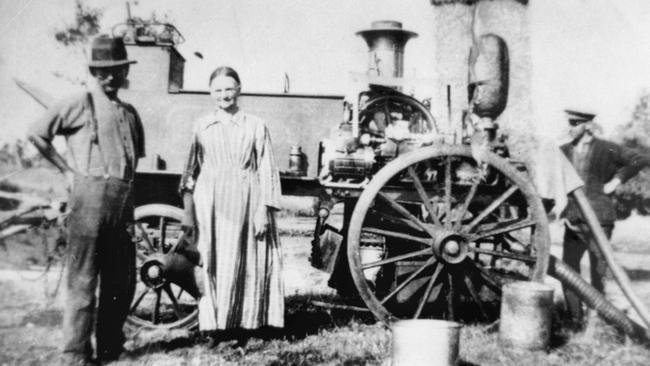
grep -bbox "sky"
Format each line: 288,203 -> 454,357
530,0 -> 650,138
1,0 -> 650,141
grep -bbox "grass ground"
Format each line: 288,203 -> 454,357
3,217 -> 650,365
1,167 -> 650,365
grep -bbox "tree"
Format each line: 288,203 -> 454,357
613,92 -> 650,216
51,0 -> 103,86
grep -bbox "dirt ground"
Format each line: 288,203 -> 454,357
2,212 -> 650,365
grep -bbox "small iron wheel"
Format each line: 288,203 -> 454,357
126,204 -> 201,331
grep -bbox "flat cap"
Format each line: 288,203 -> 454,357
565,109 -> 596,122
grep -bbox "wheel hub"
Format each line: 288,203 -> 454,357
140,257 -> 166,288
432,229 -> 468,264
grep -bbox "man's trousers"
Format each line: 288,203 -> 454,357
62,175 -> 135,360
562,222 -> 613,324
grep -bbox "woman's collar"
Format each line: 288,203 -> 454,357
200,108 -> 244,130
214,107 -> 242,125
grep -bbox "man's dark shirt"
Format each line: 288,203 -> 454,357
561,138 -> 649,225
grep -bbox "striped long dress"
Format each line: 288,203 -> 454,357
180,110 -> 284,330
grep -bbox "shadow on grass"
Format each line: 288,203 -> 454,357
284,293 -> 377,340
125,332 -> 203,359
125,293 -> 377,358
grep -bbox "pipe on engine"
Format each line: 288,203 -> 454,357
356,20 -> 418,79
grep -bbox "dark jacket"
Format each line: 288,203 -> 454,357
561,138 -> 650,224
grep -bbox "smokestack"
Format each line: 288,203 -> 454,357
356,20 -> 418,78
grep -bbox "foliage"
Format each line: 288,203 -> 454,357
51,0 -> 103,86
612,92 -> 650,217
53,0 -> 101,47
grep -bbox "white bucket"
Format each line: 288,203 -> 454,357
499,281 -> 554,350
392,319 -> 461,366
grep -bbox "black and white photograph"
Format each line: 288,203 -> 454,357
2,0 -> 650,365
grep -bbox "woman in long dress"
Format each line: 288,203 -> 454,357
179,66 -> 284,333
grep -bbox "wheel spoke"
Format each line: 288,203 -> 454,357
463,274 -> 488,320
452,179 -> 479,231
361,248 -> 432,270
130,287 -> 150,313
407,167 -> 441,226
444,156 -> 452,229
159,217 -> 167,252
463,185 -> 518,233
377,192 -> 434,237
380,258 -> 436,305
413,263 -> 443,319
135,222 -> 155,252
383,100 -> 392,125
465,260 -> 502,296
163,284 -> 183,320
469,246 -> 536,264
446,273 -> 455,320
468,218 -> 535,242
362,227 -> 432,246
152,289 -> 162,324
504,232 -> 526,247
371,209 -> 424,232
136,251 -> 148,262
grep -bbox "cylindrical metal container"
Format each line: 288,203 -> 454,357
288,145 -> 307,176
392,319 -> 461,366
468,33 -> 509,120
356,20 -> 418,78
499,281 -> 554,350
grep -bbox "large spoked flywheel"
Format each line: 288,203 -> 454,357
347,145 -> 549,323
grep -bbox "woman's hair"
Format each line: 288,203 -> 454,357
209,66 -> 241,86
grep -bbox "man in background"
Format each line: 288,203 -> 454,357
560,109 -> 649,329
28,35 -> 144,365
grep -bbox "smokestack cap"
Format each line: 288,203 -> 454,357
356,20 -> 418,39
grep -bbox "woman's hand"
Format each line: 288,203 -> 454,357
254,206 -> 269,241
181,192 -> 196,231
181,211 -> 195,231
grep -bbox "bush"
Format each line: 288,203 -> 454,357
613,92 -> 650,216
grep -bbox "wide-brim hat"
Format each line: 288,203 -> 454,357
356,20 -> 418,39
88,35 -> 137,68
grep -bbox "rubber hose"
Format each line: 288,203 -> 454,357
572,188 -> 650,330
548,255 -> 650,342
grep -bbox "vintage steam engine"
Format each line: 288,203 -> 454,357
304,21 -> 546,323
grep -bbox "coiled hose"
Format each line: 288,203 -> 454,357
546,187 -> 650,343
548,255 -> 650,342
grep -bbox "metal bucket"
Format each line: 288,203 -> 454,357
392,319 -> 461,366
499,281 -> 554,350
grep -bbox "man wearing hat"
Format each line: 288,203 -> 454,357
27,35 -> 144,365
560,109 -> 649,329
